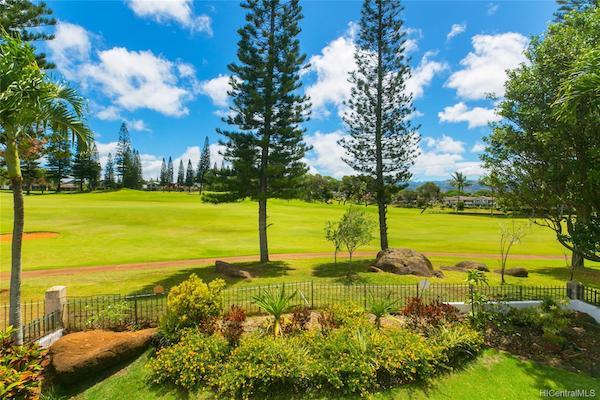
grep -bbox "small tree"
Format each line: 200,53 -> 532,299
498,221 -> 528,284
450,171 -> 470,212
337,207 -> 375,272
324,221 -> 342,265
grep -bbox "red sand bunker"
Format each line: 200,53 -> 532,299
0,232 -> 59,242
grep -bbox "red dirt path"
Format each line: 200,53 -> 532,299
0,251 -> 564,280
0,232 -> 59,242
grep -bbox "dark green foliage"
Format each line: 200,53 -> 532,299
103,153 -> 116,189
167,156 -> 174,186
415,181 -> 441,208
176,159 -> 184,187
185,159 -> 194,189
114,122 -> 143,189
481,7 -> 600,266
72,140 -> 101,191
196,136 -> 211,192
218,0 -> 311,262
0,0 -> 56,68
341,0 -> 420,251
159,157 -> 168,187
46,134 -> 72,191
554,0 -> 598,21
300,174 -> 340,203
339,175 -> 373,205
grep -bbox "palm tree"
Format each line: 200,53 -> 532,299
1,31 -> 92,344
449,171 -> 470,213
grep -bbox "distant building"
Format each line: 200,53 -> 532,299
443,196 -> 496,208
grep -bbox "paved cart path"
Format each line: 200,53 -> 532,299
0,251 -> 565,279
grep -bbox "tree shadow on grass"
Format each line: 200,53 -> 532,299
132,261 -> 294,295
312,259 -> 373,284
529,265 -> 600,288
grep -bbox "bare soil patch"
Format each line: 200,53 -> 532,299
0,231 -> 59,242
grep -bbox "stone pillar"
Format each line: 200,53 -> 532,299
45,286 -> 67,327
566,281 -> 584,300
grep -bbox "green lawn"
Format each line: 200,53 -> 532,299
49,349 -> 600,400
0,189 -> 572,272
2,190 -> 600,301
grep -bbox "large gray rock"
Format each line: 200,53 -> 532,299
215,260 -> 253,279
373,248 -> 437,277
454,260 -> 489,272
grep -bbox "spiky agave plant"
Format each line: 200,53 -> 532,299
252,287 -> 297,337
369,292 -> 399,329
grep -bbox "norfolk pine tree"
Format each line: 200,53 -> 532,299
185,159 -> 194,191
196,136 -> 211,194
177,159 -> 185,188
46,133 -> 72,191
219,0 -> 311,262
340,0 -> 419,250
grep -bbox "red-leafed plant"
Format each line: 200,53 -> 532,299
222,305 -> 246,345
401,297 -> 460,332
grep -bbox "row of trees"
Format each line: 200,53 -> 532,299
159,137 -> 212,191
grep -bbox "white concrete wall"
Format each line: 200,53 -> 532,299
36,328 -> 64,348
566,300 -> 600,323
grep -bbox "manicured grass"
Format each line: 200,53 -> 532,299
51,349 -> 600,400
0,189 -> 572,273
7,255 -> 600,301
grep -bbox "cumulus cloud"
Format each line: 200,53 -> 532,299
438,102 -> 500,128
47,21 -> 91,78
199,75 -> 231,108
96,105 -> 121,121
424,135 -> 465,154
127,0 -> 212,35
405,52 -> 449,99
303,131 -> 355,178
447,23 -> 466,41
49,23 -> 199,118
445,33 -> 528,100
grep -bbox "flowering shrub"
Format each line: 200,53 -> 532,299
215,334 -> 314,399
148,331 -> 230,391
0,327 -> 49,400
160,275 -> 225,337
318,303 -> 370,333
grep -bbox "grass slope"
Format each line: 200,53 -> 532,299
0,189 -> 570,272
52,349 -> 600,400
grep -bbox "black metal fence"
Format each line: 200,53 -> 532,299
0,282 -> 593,338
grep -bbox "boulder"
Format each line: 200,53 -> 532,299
373,248 -> 437,277
454,261 -> 489,272
49,328 -> 155,384
215,260 -> 253,279
495,267 -> 528,277
367,266 -> 384,273
432,270 -> 445,278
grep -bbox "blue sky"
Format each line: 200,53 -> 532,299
44,0 -> 557,180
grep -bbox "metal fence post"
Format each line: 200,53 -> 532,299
363,284 -> 367,308
311,281 -> 314,309
134,295 -> 138,325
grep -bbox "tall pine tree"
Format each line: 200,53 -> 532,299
159,157 -> 168,188
0,0 -> 57,68
167,157 -> 174,189
340,0 -> 419,250
46,133 -> 71,192
115,122 -> 131,185
177,159 -> 185,188
219,0 -> 311,262
71,139 -> 89,191
88,143 -> 101,190
104,153 -> 116,189
196,136 -> 211,194
185,159 -> 194,191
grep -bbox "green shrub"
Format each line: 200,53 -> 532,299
148,332 -> 230,391
0,327 -> 49,400
160,275 -> 225,337
317,303 -> 370,333
215,334 -> 314,399
430,323 -> 484,367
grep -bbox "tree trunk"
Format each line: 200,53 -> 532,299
374,0 -> 388,251
572,249 -> 585,269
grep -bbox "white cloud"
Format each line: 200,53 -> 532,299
199,75 -> 231,108
47,21 -> 91,78
128,119 -> 150,132
303,131 -> 355,178
438,102 -> 500,128
127,0 -> 212,35
80,47 -> 194,116
447,23 -> 466,41
305,24 -> 357,118
424,135 -> 465,154
406,52 -> 449,99
445,33 -> 528,100
96,105 -> 121,121
487,3 -> 499,15
471,142 -> 486,153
